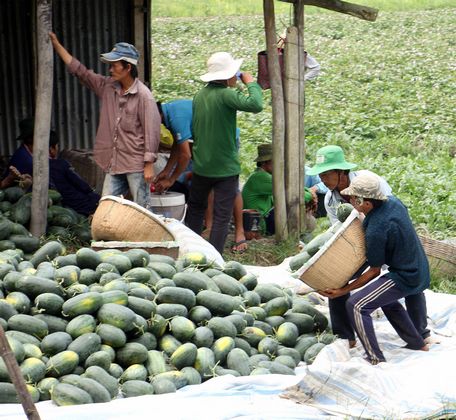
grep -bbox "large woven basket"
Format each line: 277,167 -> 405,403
419,235 -> 456,277
91,196 -> 175,242
298,211 -> 366,290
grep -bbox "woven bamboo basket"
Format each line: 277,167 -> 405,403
298,212 -> 366,290
91,196 -> 175,242
419,235 -> 456,277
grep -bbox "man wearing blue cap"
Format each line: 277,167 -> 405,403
49,32 -> 161,207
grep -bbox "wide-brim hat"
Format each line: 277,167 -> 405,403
255,143 -> 273,162
307,145 -> 357,176
341,173 -> 387,201
100,42 -> 139,66
200,52 -> 243,82
16,118 -> 34,141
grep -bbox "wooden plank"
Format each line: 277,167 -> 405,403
293,0 -> 308,233
279,0 -> 379,21
283,27 -> 301,234
30,0 -> 53,238
263,0 -> 288,240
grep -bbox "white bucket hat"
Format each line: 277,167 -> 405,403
200,52 -> 243,82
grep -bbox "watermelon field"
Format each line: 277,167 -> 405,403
151,6 -> 456,239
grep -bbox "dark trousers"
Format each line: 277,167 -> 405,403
346,275 -> 425,364
329,265 -> 429,341
185,173 -> 238,254
405,292 -> 430,339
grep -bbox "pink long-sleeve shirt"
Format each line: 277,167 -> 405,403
68,58 -> 160,174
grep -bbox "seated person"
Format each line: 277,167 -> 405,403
49,133 -> 100,216
1,118 -> 34,189
242,143 -> 316,235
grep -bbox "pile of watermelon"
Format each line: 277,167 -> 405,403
0,242 -> 334,406
0,186 -> 92,254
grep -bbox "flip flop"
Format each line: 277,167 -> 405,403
231,239 -> 248,253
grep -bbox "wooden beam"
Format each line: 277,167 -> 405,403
283,27 -> 301,234
133,0 -> 146,82
292,0 -> 309,233
0,325 -> 41,419
263,0 -> 288,241
30,0 -> 53,238
279,0 -> 378,21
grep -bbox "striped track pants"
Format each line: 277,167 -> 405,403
346,275 -> 425,364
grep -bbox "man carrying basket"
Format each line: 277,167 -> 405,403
319,173 -> 430,364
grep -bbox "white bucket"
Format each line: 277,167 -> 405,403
147,192 -> 186,221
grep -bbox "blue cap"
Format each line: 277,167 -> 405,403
100,42 -> 139,66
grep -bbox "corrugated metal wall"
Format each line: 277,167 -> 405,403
0,0 -> 135,157
0,0 -> 34,156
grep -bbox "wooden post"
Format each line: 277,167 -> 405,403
30,0 -> 53,237
0,325 -> 41,419
283,27 -> 301,234
263,0 -> 288,241
293,0 -> 308,232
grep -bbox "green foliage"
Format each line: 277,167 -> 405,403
152,0 -> 456,17
152,8 -> 456,238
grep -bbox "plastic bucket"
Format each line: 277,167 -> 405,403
147,192 -> 186,221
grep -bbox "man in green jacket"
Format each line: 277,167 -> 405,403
185,52 -> 263,254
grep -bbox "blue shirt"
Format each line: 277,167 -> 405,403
161,100 -> 193,145
49,159 -> 100,216
305,165 -> 327,194
363,196 -> 430,295
5,144 -> 33,177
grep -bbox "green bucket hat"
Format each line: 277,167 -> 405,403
254,143 -> 273,162
307,145 -> 357,176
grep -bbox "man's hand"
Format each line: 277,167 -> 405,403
318,287 -> 348,299
144,162 -> 154,184
240,71 -> 254,84
155,178 -> 174,193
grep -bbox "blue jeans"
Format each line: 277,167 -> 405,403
102,172 -> 149,207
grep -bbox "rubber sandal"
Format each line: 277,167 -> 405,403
231,239 -> 248,253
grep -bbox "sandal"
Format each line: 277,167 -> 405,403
231,239 -> 248,253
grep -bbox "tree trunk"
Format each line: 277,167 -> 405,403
263,0 -> 288,241
30,0 -> 53,237
0,325 -> 41,419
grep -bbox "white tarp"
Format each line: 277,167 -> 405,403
1,271 -> 455,419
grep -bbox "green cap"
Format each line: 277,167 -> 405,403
307,145 -> 357,176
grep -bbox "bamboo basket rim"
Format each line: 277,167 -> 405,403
95,195 -> 175,239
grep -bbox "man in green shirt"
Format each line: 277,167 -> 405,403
185,52 -> 263,254
242,144 -> 274,234
243,143 -> 316,235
